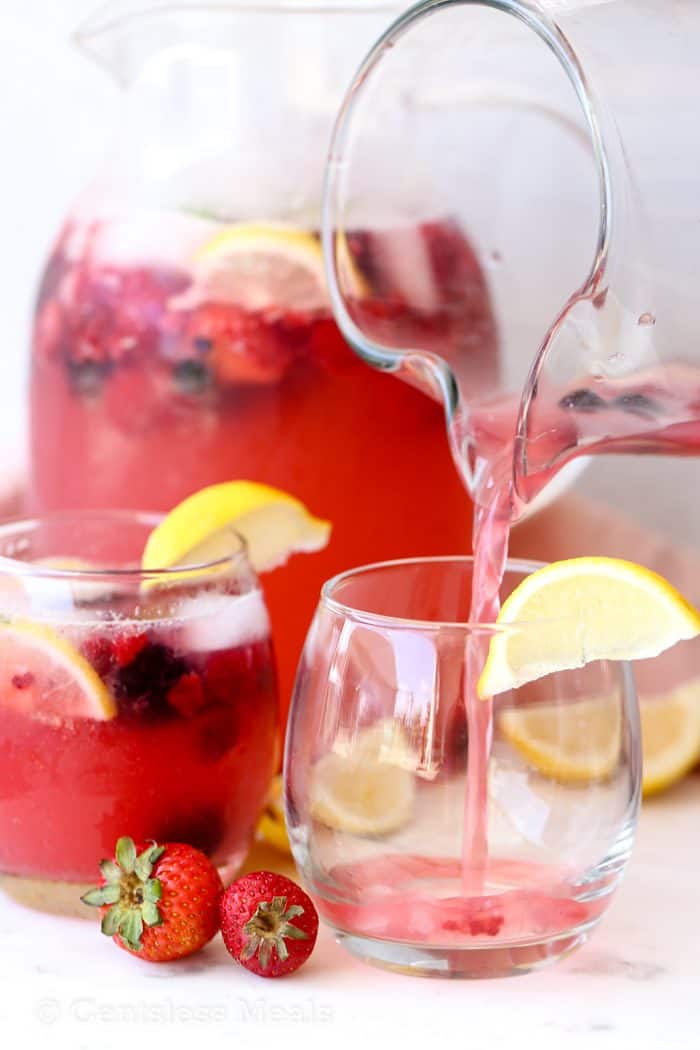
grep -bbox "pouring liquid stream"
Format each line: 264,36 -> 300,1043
460,362 -> 700,896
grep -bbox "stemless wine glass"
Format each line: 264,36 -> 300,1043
285,557 -> 641,978
0,511 -> 278,914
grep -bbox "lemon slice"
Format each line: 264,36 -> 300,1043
0,620 -> 116,721
479,557 -> 700,697
499,697 -> 622,783
256,775 -> 291,853
310,723 -> 415,835
194,223 -> 327,312
498,683 -> 700,794
640,681 -> 700,796
142,481 -> 331,575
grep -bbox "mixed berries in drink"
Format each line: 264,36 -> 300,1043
0,513 -> 278,894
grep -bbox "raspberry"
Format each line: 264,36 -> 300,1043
12,672 -> 34,690
167,671 -> 206,718
112,632 -> 149,668
468,912 -> 505,937
81,636 -> 115,678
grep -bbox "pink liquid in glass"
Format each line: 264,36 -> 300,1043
459,364 -> 700,929
323,366 -> 700,956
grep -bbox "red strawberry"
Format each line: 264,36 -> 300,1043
188,302 -> 290,386
220,871 -> 318,978
81,836 -> 223,962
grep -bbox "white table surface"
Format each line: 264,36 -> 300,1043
1,776 -> 698,1050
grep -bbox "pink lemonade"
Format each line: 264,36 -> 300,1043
462,366 -> 700,939
0,517 -> 279,901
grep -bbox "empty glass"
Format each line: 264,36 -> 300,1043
285,557 -> 641,977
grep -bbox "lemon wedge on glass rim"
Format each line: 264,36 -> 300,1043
479,556 -> 700,793
142,481 -> 331,576
478,557 -> 700,698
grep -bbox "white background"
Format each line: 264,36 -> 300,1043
0,0 -> 117,475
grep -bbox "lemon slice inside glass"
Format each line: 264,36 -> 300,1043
498,696 -> 622,783
498,682 -> 700,794
310,722 -> 415,836
142,481 -> 331,575
0,620 -> 116,721
194,223 -> 327,312
479,557 -> 700,697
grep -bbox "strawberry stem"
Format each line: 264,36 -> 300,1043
242,896 -> 309,970
81,837 -> 166,951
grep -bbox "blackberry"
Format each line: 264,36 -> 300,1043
114,642 -> 189,720
558,388 -> 607,413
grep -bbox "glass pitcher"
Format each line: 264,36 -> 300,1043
28,1 -> 502,714
323,0 -> 700,716
323,1 -> 700,567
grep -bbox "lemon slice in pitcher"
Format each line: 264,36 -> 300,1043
479,557 -> 700,697
194,223 -> 327,312
142,481 -> 331,575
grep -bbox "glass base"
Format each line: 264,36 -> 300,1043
0,872 -> 92,917
335,923 -> 598,979
0,852 -> 247,918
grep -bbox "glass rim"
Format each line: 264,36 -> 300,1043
320,553 -> 574,632
0,510 -> 249,581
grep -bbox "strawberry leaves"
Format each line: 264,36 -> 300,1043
81,837 -> 166,951
242,895 -> 310,971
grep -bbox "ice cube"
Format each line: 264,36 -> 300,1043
178,590 -> 270,652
